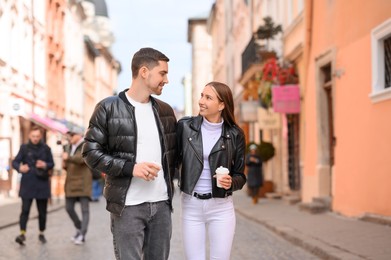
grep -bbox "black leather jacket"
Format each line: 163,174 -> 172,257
82,90 -> 177,216
177,116 -> 246,197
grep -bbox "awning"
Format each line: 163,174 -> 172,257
29,113 -> 69,134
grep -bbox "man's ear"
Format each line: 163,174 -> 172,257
140,66 -> 148,78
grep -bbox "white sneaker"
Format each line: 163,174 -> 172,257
70,230 -> 81,242
74,234 -> 85,245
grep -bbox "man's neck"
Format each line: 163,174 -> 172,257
127,83 -> 150,103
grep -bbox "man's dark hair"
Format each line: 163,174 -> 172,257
131,47 -> 169,78
31,125 -> 43,133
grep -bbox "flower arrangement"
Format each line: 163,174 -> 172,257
258,58 -> 299,108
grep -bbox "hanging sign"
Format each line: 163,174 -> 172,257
272,85 -> 300,114
257,107 -> 280,129
240,100 -> 258,122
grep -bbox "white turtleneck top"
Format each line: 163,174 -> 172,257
193,117 -> 224,194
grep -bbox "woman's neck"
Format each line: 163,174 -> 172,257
204,115 -> 223,123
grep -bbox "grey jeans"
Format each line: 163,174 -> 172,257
111,200 -> 172,260
65,197 -> 90,236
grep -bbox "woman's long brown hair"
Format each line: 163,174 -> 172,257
206,81 -> 237,127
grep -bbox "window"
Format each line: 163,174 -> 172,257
370,18 -> 391,103
385,36 -> 391,88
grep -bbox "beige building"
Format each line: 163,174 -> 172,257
187,16 -> 213,116
0,0 -> 120,199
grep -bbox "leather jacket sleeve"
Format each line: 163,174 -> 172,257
229,127 -> 246,192
82,100 -> 134,179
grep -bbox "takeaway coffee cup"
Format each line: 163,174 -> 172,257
215,166 -> 229,188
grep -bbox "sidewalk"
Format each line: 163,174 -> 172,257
1,191 -> 391,260
0,196 -> 65,230
233,189 -> 391,260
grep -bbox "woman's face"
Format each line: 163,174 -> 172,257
198,85 -> 225,123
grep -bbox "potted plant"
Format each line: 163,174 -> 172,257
246,141 -> 275,162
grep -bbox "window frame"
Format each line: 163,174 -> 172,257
370,18 -> 391,103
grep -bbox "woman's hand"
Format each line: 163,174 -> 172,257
215,174 -> 232,190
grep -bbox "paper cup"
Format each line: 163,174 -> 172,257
215,166 -> 229,188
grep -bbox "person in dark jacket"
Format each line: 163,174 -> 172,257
82,47 -> 177,260
12,126 -> 54,245
63,126 -> 92,245
245,144 -> 263,204
177,81 -> 246,259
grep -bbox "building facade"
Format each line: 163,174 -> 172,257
189,0 -> 391,218
0,0 -> 120,198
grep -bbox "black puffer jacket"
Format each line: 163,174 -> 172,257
82,90 -> 177,216
177,116 -> 246,198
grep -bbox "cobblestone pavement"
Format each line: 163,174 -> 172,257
0,192 -> 319,260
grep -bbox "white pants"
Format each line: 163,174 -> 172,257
181,193 -> 236,260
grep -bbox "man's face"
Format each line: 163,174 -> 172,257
67,133 -> 81,144
145,61 -> 169,95
29,129 -> 42,145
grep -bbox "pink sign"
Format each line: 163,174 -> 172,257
272,85 -> 300,113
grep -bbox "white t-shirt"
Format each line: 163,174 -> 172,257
125,95 -> 168,205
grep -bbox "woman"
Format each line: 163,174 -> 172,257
177,81 -> 246,260
245,144 -> 263,204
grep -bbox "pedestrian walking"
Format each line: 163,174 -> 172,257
177,81 -> 247,260
11,126 -> 54,245
245,144 -> 263,204
62,126 -> 92,245
91,169 -> 103,202
82,47 -> 177,260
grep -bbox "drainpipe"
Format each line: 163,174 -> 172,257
303,0 -> 313,94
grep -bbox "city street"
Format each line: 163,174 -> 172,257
0,191 -> 319,260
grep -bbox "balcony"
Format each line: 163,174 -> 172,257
240,36 -> 276,86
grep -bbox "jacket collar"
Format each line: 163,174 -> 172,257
190,115 -> 231,140
119,89 -> 158,108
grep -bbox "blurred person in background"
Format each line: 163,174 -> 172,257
62,126 -> 92,245
91,169 -> 103,202
245,144 -> 263,204
82,47 -> 177,260
12,126 -> 54,245
176,81 -> 247,260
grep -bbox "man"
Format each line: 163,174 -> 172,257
62,126 -> 92,245
12,126 -> 54,245
82,47 -> 177,259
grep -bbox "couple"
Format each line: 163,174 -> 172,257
82,47 -> 247,260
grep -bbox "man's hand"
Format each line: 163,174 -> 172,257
19,164 -> 29,173
133,162 -> 161,181
62,152 -> 69,161
36,160 -> 47,169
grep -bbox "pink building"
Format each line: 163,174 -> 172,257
300,0 -> 391,217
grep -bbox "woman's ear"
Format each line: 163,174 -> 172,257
219,102 -> 225,112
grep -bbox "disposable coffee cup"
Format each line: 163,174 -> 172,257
215,166 -> 229,188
